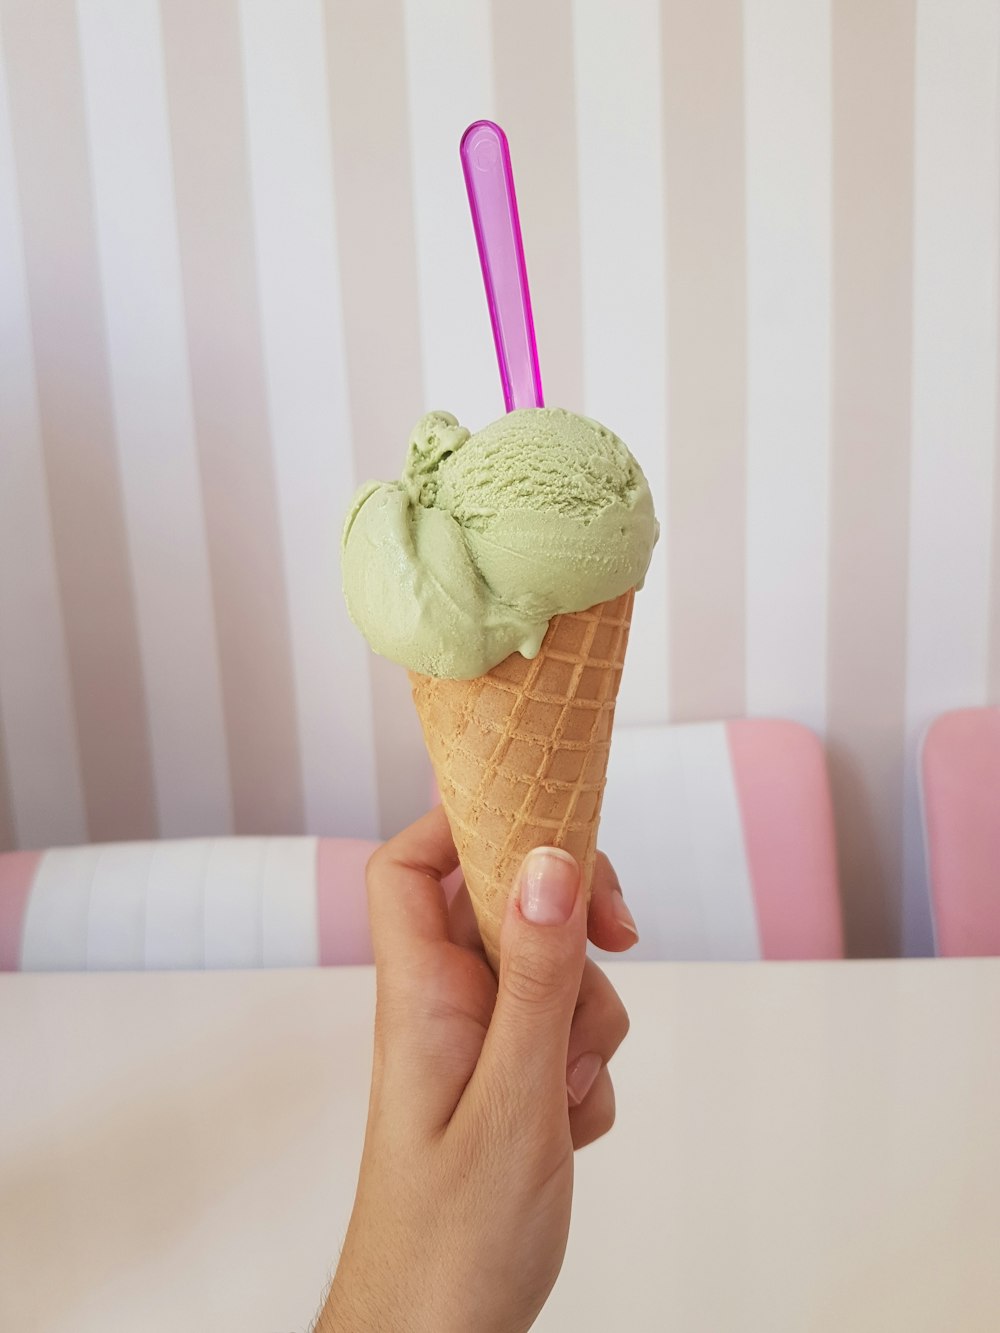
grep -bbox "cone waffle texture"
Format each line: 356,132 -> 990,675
409,588 -> 634,969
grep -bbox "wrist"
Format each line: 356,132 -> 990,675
315,1277 -> 379,1333
318,1253 -> 422,1333
318,1261 -> 477,1333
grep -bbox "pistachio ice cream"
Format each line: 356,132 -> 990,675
342,407 -> 658,678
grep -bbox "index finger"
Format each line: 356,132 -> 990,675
366,804 -> 461,967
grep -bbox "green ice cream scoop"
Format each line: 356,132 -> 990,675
341,406 -> 659,679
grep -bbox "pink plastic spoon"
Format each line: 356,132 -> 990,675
460,120 -> 544,412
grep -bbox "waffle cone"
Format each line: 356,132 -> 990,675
409,588 -> 634,970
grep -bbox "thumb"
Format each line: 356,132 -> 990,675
473,847 -> 588,1123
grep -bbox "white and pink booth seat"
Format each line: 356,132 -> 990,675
1,719 -> 844,971
595,719 -> 844,961
0,837 -> 378,972
920,707 -> 1000,958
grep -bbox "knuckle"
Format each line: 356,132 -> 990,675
595,971 -> 631,1049
364,842 -> 389,891
502,945 -> 567,1009
468,1074 -> 520,1153
576,973 -> 631,1058
571,1101 -> 617,1152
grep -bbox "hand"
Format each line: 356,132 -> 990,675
318,806 -> 638,1333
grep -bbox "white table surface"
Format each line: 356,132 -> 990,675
2,960 -> 999,1333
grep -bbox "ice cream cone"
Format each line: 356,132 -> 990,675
409,588 -> 634,970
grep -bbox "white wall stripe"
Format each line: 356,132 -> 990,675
903,0 -> 1000,955
76,0 -> 232,839
572,0 -> 669,726
239,0 -> 379,840
599,723 -> 761,961
402,0 -> 500,431
0,14 -> 87,851
744,0 -> 831,735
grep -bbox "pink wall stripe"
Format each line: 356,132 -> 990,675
0,740 -> 14,854
402,0 -> 499,428
827,0 -> 916,956
324,0 -> 432,839
323,0 -> 423,487
992,334 -> 1000,703
661,0 -> 747,722
492,0 -> 584,413
727,720 -> 844,960
160,0 -> 304,835
1,0 -> 156,843
316,837 -> 375,966
0,7 -> 89,852
993,71 -> 1000,708
0,848 -> 40,970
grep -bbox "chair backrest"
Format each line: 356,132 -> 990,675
595,719 -> 843,961
920,707 -> 1000,957
0,837 -> 377,972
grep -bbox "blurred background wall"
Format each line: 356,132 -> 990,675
1,0 -> 998,957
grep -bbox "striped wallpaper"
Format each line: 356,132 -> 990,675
0,0 -> 998,957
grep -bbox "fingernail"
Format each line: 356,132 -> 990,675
567,1053 -> 603,1107
612,891 -> 639,940
519,847 -> 579,925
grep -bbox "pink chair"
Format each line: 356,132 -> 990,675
595,719 -> 844,961
920,707 -> 1000,957
0,836 -> 378,971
